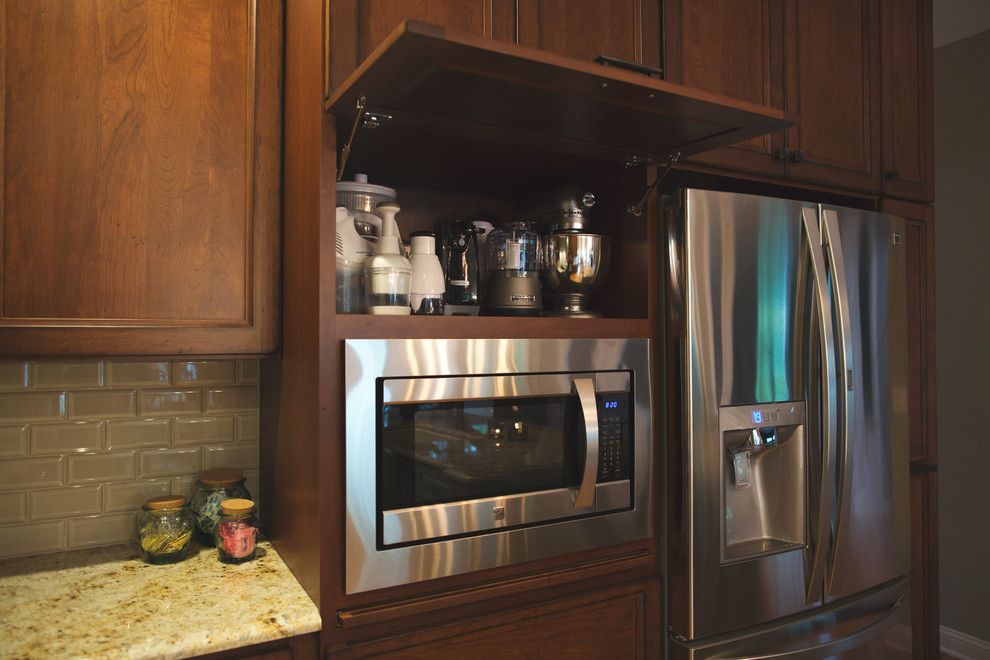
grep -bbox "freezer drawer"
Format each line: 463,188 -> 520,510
668,578 -> 910,659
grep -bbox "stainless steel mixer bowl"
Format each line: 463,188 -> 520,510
540,232 -> 610,316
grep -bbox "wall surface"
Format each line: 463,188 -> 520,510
934,28 -> 990,643
0,359 -> 259,559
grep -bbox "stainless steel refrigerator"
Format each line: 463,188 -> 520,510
662,189 -> 912,658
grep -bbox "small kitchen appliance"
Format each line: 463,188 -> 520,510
336,173 -> 396,235
531,187 -> 610,317
484,221 -> 542,316
408,231 -> 445,315
364,202 -> 411,315
335,207 -> 377,313
435,220 -> 483,310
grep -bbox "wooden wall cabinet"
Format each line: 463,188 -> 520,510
880,0 -> 934,202
326,0 -> 662,96
0,0 -> 282,356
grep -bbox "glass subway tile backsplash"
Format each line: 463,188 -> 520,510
0,359 -> 260,559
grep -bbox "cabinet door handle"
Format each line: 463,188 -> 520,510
790,149 -> 805,163
594,55 -> 663,78
887,169 -> 900,181
774,147 -> 791,161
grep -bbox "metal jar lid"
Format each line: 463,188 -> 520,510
337,173 -> 397,213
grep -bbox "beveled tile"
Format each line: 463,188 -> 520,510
32,361 -> 104,390
0,362 -> 30,391
0,392 -> 65,422
204,386 -> 259,413
138,447 -> 201,478
67,513 -> 136,549
106,418 -> 170,450
31,421 -> 104,455
236,360 -> 260,384
66,391 -> 135,420
0,425 -> 29,458
171,474 -> 199,499
66,452 -> 136,484
0,492 -> 27,524
30,485 -> 102,520
173,360 -> 237,386
139,390 -> 202,417
106,361 -> 171,388
0,521 -> 66,558
172,416 -> 235,445
0,457 -> 63,491
104,479 -> 170,513
202,442 -> 259,471
235,413 -> 260,443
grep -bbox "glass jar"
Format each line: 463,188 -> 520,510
216,498 -> 259,564
137,495 -> 195,564
189,468 -> 251,543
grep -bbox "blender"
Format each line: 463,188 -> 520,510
484,221 -> 542,316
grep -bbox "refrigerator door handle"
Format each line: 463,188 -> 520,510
822,209 -> 854,591
801,207 -> 838,605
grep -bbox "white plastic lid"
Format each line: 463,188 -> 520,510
336,173 -> 397,199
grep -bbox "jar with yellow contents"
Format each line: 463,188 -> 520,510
137,495 -> 195,564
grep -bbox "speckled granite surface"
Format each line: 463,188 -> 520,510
0,541 -> 321,659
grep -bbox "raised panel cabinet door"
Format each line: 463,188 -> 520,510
880,0 -> 934,202
784,0 -> 883,192
884,199 -> 936,465
329,581 -> 659,658
0,0 -> 281,356
662,0 -> 786,178
517,0 -> 662,70
326,0 -> 518,95
910,472 -> 940,659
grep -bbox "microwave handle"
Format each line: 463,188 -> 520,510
572,377 -> 599,509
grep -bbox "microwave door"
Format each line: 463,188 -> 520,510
379,372 -> 630,546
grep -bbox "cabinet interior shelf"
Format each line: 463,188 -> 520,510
333,316 -> 650,340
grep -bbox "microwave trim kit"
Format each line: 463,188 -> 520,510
343,337 -> 652,594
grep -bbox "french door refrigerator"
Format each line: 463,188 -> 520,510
662,189 -> 911,658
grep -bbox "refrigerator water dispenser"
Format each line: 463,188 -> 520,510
720,402 -> 807,564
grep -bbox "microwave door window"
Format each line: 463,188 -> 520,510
379,395 -> 584,510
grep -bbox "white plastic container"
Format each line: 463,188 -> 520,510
335,207 -> 377,313
408,232 -> 446,315
365,203 -> 412,315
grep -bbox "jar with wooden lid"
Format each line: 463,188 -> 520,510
137,495 -> 195,564
189,467 -> 251,543
216,498 -> 259,564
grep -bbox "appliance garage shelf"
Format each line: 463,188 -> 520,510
333,316 -> 650,339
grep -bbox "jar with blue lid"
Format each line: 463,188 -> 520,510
188,467 -> 251,543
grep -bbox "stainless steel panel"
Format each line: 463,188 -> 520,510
668,578 -> 911,659
382,479 -> 630,545
822,206 -> 910,601
669,189 -> 823,639
344,338 -> 652,594
382,371 -> 630,404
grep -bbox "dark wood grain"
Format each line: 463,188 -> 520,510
327,0 -> 518,95
880,0 -> 934,202
663,0 -> 787,178
884,198 -> 936,466
910,471 -> 940,659
517,0 -> 661,69
0,0 -> 281,355
783,0 -> 882,193
329,581 -> 660,659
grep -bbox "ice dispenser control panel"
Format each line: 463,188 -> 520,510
597,392 -> 630,481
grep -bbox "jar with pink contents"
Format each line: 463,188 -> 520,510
216,498 -> 259,563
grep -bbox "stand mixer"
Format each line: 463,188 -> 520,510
531,187 -> 610,317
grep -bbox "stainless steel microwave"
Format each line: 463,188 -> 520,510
343,337 -> 653,594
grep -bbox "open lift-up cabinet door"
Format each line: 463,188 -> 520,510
326,20 -> 796,183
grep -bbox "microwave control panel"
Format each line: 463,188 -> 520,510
597,392 -> 630,481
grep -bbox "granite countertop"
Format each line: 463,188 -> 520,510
0,541 -> 321,659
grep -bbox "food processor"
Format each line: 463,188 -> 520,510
484,221 -> 542,316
